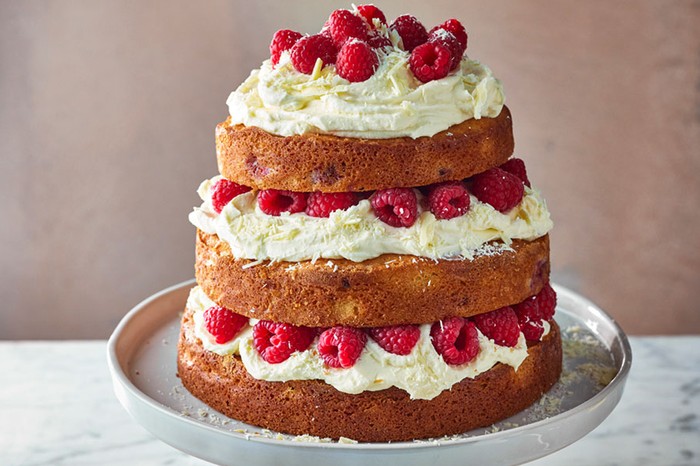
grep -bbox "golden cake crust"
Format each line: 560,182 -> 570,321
177,309 -> 562,442
215,107 -> 514,192
195,230 -> 550,327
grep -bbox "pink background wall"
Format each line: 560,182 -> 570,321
1,0 -> 699,338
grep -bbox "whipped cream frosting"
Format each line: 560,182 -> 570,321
187,286 -> 546,400
226,48 -> 505,139
189,176 -> 553,263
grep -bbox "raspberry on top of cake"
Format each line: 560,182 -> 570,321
227,6 -> 505,139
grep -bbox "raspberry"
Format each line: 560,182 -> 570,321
512,283 -> 557,341
336,40 -> 379,82
473,307 -> 521,347
253,321 -> 316,364
427,29 -> 462,70
390,15 -> 428,52
520,320 -> 544,341
203,306 -> 248,344
514,283 -> 557,342
356,4 -> 387,28
269,29 -> 303,66
499,157 -> 531,187
513,298 -> 544,341
428,181 -> 471,219
317,327 -> 367,368
409,41 -> 452,83
257,189 -> 307,216
368,325 -> 421,355
327,9 -> 369,47
211,178 -> 251,214
429,19 -> 468,53
370,188 -> 418,227
535,282 -> 557,320
290,34 -> 337,74
430,317 -> 480,365
319,26 -> 333,40
471,167 -> 525,213
366,31 -> 392,50
306,191 -> 357,217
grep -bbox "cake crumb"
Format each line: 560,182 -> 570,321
577,363 -> 617,387
292,434 -> 334,443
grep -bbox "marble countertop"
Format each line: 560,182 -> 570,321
1,337 -> 698,466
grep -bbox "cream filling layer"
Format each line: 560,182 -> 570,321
187,286 -> 551,401
226,49 -> 505,139
188,176 -> 553,263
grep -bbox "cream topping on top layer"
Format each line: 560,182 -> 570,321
226,48 -> 505,139
188,176 -> 553,263
186,286 -> 550,400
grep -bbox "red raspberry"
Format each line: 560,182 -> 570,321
269,29 -> 303,66
499,158 -> 531,187
513,298 -> 544,341
203,306 -> 248,344
368,325 -> 421,355
409,41 -> 453,83
520,320 -> 544,341
514,296 -> 544,321
317,327 -> 367,368
253,321 -> 316,364
429,19 -> 468,53
290,34 -> 337,74
366,31 -> 392,50
535,282 -> 557,320
257,189 -> 307,216
306,191 -> 357,217
512,282 -> 557,333
430,317 -> 480,365
427,29 -> 462,70
356,4 -> 387,28
472,307 -> 521,347
327,9 -> 369,47
319,25 -> 333,40
428,181 -> 471,219
471,167 -> 525,213
336,40 -> 379,82
390,15 -> 428,52
211,178 -> 251,214
370,188 -> 418,228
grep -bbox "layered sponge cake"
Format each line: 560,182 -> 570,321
178,5 -> 562,442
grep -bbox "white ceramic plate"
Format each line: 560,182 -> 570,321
108,280 -> 631,466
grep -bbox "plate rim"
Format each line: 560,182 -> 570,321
107,279 -> 632,451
